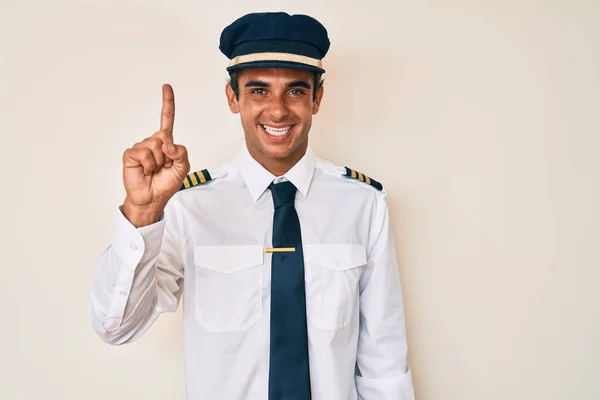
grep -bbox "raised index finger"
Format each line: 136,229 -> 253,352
160,83 -> 175,139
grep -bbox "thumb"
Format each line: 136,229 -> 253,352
165,143 -> 189,169
162,142 -> 183,158
162,143 -> 188,170
163,142 -> 176,155
161,143 -> 175,168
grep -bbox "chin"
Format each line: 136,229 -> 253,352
260,145 -> 294,160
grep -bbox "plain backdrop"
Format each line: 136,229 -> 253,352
1,0 -> 599,399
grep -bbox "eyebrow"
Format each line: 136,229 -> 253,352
245,80 -> 269,87
287,80 -> 311,89
244,80 -> 312,89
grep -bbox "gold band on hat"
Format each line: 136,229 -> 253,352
229,52 -> 323,69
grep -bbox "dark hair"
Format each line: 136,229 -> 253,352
228,70 -> 324,101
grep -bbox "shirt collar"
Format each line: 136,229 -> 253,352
235,145 -> 316,202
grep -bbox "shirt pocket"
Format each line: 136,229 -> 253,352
303,244 -> 367,330
193,245 -> 263,332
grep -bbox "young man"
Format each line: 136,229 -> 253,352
90,12 -> 415,400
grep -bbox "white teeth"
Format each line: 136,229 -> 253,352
263,125 -> 291,136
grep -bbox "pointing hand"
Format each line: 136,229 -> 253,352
122,84 -> 190,226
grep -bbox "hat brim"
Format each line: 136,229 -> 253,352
226,60 -> 325,74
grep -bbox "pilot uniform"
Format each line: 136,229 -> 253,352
90,11 -> 415,400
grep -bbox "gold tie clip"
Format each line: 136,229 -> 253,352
264,247 -> 296,253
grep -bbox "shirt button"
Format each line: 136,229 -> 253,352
129,243 -> 138,251
277,177 -> 285,183
119,290 -> 128,296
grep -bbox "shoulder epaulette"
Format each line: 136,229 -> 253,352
343,167 -> 383,191
179,169 -> 213,191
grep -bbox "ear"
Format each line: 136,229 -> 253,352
312,84 -> 324,115
225,83 -> 240,114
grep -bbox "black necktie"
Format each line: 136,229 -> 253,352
268,181 -> 311,400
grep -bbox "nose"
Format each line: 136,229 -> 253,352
267,94 -> 289,121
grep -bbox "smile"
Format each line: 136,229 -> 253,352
261,124 -> 293,137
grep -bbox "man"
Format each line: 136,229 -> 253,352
90,11 -> 415,400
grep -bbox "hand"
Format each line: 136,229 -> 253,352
121,84 -> 190,226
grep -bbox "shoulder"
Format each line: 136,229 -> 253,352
176,165 -> 229,193
315,156 -> 386,195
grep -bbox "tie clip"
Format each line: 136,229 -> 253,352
264,247 -> 296,253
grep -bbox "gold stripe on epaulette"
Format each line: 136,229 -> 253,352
189,172 -> 199,186
197,170 -> 207,183
179,169 -> 214,192
344,166 -> 383,191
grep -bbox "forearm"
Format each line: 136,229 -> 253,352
89,206 -> 183,345
355,257 -> 413,399
90,246 -> 160,344
356,199 -> 415,399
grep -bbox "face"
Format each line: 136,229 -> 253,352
226,68 -> 324,175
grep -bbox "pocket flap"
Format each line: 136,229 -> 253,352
303,244 -> 367,270
194,245 -> 264,274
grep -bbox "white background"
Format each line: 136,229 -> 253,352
1,0 -> 599,399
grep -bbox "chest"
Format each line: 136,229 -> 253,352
177,187 -> 372,332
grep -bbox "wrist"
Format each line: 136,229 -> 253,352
122,199 -> 165,228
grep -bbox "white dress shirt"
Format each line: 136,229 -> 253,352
90,146 -> 415,400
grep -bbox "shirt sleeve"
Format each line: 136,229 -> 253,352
355,195 -> 415,400
89,201 -> 184,345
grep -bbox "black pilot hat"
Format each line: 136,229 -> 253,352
219,12 -> 330,73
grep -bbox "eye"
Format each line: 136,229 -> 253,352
288,89 -> 306,96
251,88 -> 267,95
